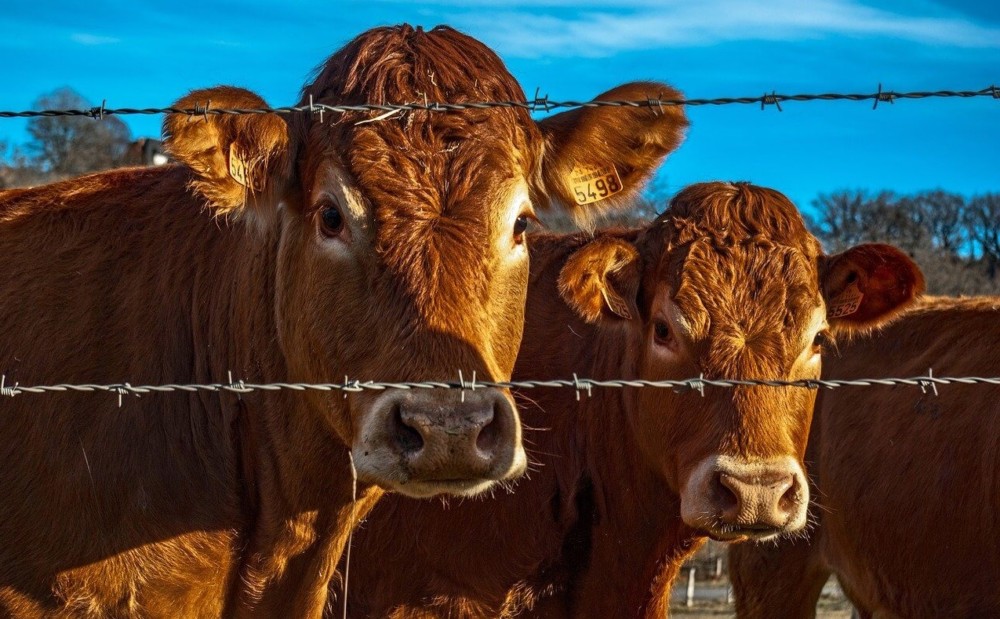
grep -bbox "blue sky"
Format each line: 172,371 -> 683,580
1,0 -> 997,211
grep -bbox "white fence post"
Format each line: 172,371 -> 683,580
715,556 -> 723,578
686,567 -> 696,608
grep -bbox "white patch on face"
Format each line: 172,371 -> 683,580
311,163 -> 369,253
801,304 -> 829,365
501,182 -> 532,259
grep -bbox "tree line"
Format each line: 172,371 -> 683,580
2,88 -> 997,295
809,190 -> 1000,295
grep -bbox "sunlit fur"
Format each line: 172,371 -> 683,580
331,182 -> 923,618
632,183 -> 825,538
0,25 -> 688,619
730,295 -> 1000,619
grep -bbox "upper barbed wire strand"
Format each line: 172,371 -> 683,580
1,86 -> 998,119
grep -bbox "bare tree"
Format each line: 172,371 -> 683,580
967,194 -> 1000,279
809,191 -> 912,251
26,87 -> 131,177
905,190 -> 966,256
808,189 -> 999,294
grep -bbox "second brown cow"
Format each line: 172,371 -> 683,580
335,181 -> 924,617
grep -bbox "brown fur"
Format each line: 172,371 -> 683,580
0,25 -> 687,618
731,295 -> 1000,618
333,182 -> 923,618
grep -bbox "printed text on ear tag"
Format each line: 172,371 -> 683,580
828,281 -> 864,318
569,163 -> 623,205
228,143 -> 250,188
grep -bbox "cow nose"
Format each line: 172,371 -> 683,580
353,389 -> 526,498
392,399 -> 501,462
712,468 -> 801,531
680,456 -> 808,540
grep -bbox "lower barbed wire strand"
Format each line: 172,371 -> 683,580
1,375 -> 1000,400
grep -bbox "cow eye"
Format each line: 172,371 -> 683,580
813,330 -> 835,354
513,214 -> 529,244
653,321 -> 671,345
320,202 -> 344,237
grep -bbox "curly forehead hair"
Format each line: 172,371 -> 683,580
292,25 -> 542,309
639,182 -> 825,375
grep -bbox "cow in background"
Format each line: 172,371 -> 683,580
334,181 -> 924,618
0,25 -> 687,618
730,296 -> 1000,618
122,138 -> 170,167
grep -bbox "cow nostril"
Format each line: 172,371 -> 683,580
475,408 -> 500,455
713,472 -> 740,515
778,476 -> 800,513
392,406 -> 424,455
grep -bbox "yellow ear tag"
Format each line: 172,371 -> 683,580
828,281 -> 864,318
228,143 -> 250,188
569,163 -> 623,205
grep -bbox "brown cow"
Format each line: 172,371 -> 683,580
731,296 -> 1000,619
333,181 -> 923,618
0,26 -> 687,618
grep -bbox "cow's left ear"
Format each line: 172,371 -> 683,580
822,243 -> 925,330
533,82 -> 687,220
163,86 -> 294,223
558,237 -> 641,323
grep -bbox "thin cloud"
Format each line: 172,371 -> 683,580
448,0 -> 1000,57
70,33 -> 121,45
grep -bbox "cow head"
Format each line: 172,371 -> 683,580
559,182 -> 922,539
162,25 -> 687,498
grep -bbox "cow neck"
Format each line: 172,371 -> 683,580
504,233 -> 693,617
190,199 -> 382,617
518,233 -> 701,617
549,321 -> 699,618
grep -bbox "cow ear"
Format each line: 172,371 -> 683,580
162,86 -> 294,223
822,243 -> 924,330
558,237 -> 641,323
533,82 -> 687,220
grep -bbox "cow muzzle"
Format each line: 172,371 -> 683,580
353,389 -> 527,498
680,455 -> 808,541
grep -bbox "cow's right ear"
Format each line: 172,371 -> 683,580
163,86 -> 294,222
558,237 -> 641,323
533,81 -> 687,222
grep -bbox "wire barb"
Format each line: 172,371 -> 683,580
0,375 -> 18,398
694,374 -> 707,397
873,83 -> 895,110
572,373 -> 593,401
761,91 -> 782,112
109,383 -> 135,408
530,87 -> 552,113
227,371 -> 249,400
88,99 -> 107,120
918,368 -> 939,397
648,92 -> 665,115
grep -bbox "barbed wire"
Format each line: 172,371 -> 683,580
1,373 -> 998,406
0,85 -> 997,120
